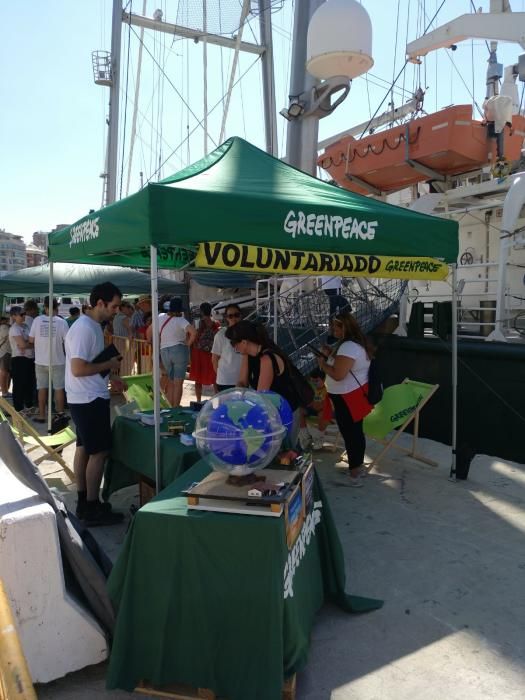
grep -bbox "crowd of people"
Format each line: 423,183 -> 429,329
0,281 -> 374,525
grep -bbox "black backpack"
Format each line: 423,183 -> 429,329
265,351 -> 314,408
351,358 -> 383,406
287,362 -> 315,407
365,358 -> 384,405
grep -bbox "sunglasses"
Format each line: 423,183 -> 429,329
226,313 -> 241,319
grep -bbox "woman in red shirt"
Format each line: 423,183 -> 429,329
189,303 -> 219,401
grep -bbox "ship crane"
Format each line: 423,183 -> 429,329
406,1 -> 525,61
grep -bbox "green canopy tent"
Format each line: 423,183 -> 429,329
0,263 -> 186,297
48,137 -> 459,485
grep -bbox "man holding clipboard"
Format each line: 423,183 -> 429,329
65,282 -> 126,526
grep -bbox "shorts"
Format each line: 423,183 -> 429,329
160,344 -> 189,380
0,353 -> 11,372
35,364 -> 65,390
69,397 -> 112,456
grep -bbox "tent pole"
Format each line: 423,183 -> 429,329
450,263 -> 458,480
150,245 -> 161,493
47,261 -> 54,434
273,276 -> 278,343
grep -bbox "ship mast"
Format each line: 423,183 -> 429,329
98,0 -> 278,205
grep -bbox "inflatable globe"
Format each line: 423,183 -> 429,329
194,388 -> 285,476
260,390 -> 293,438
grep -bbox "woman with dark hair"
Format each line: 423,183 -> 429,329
316,311 -> 372,486
225,320 -> 300,443
189,302 -> 220,401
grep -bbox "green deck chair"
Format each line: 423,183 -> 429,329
0,397 -> 76,480
122,373 -> 171,411
363,378 -> 439,471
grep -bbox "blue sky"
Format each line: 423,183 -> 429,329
1,0 -> 524,241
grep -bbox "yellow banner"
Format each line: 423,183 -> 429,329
196,242 -> 449,280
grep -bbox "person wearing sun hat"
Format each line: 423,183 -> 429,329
130,294 -> 151,336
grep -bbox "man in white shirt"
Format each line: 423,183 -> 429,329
65,282 -> 125,526
29,296 -> 69,423
211,303 -> 243,391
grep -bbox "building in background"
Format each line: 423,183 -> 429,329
0,230 -> 26,272
26,243 -> 48,267
32,231 -> 48,249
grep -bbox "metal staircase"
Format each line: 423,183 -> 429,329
253,277 -> 407,373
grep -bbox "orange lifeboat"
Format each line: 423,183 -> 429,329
319,104 -> 525,195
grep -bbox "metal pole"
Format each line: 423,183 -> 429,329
258,0 -> 278,156
47,261 -> 54,433
203,0 -> 208,155
107,0 -> 123,204
449,264 -> 458,480
273,277 -> 278,342
285,0 -> 324,173
150,245 -> 161,493
125,0 -> 147,196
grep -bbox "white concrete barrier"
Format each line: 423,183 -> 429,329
0,463 -> 108,683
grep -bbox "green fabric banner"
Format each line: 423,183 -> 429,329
48,137 -> 458,270
364,381 -> 437,440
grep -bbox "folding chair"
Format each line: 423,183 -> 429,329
363,378 -> 439,471
121,373 -> 171,410
0,397 -> 76,480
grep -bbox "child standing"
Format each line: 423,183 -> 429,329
299,368 -> 332,449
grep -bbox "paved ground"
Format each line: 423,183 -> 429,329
11,383 -> 525,699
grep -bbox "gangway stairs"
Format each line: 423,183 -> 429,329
254,277 -> 407,373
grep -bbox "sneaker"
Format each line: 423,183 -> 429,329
311,438 -> 324,451
76,500 -> 113,519
82,503 -> 124,527
349,476 -> 364,488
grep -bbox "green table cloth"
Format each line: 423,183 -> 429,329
103,408 -> 200,499
106,460 -> 382,699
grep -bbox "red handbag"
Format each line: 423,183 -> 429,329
341,383 -> 373,421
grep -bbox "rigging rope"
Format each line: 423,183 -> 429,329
129,25 -> 218,149
358,0 -> 447,140
219,0 -> 251,144
146,54 -> 262,183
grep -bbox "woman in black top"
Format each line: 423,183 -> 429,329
225,321 -> 300,443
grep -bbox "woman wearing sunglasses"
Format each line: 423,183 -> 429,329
316,311 -> 372,486
211,304 -> 243,392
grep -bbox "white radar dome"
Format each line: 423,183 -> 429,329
307,0 -> 373,80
